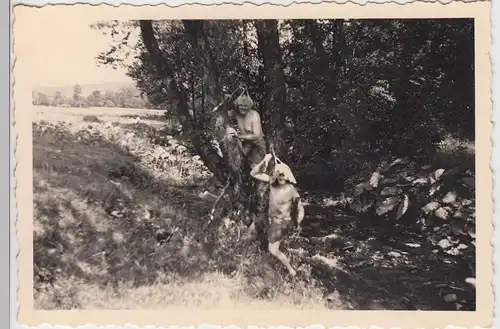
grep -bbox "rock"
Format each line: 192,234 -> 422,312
380,186 -> 403,196
443,294 -> 457,303
468,227 -> 476,238
465,277 -> 476,288
442,191 -> 458,204
376,196 -> 400,215
370,171 -> 382,187
462,199 -> 473,206
112,232 -> 124,244
446,248 -> 460,256
429,185 -> 441,196
111,210 -> 124,218
438,239 -> 452,249
433,168 -> 446,181
413,177 -> 429,185
354,182 -> 373,196
435,207 -> 449,220
422,202 -> 440,214
390,158 -> 409,167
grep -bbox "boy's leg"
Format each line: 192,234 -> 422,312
267,219 -> 296,277
268,240 -> 296,277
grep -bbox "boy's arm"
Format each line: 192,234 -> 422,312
250,154 -> 272,183
291,187 -> 305,226
296,199 -> 305,226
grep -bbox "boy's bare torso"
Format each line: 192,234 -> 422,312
234,109 -> 266,166
269,184 -> 297,219
235,109 -> 259,135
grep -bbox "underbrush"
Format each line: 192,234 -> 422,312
327,154 -> 476,296
32,115 -> 476,311
32,118 -> 327,310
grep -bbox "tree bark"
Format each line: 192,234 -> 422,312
255,20 -> 288,160
183,20 -> 223,111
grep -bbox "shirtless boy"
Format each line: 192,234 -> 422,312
227,91 -> 269,237
250,154 -> 305,277
230,90 -> 267,168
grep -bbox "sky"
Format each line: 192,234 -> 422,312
25,19 -> 135,89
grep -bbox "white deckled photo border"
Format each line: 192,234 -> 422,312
9,1 -> 497,329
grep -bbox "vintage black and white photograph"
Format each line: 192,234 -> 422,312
28,13 -> 482,314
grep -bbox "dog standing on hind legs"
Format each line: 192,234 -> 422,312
250,153 -> 305,277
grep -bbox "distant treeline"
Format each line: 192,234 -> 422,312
32,84 -> 159,109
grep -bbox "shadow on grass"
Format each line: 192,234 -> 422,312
33,124 -> 223,294
33,121 -> 326,309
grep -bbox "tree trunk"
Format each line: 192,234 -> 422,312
255,19 -> 288,160
183,20 -> 222,111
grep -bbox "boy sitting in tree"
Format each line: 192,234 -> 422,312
230,89 -> 267,169
250,153 -> 305,277
226,89 -> 269,241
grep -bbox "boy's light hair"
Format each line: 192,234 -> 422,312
233,89 -> 254,110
